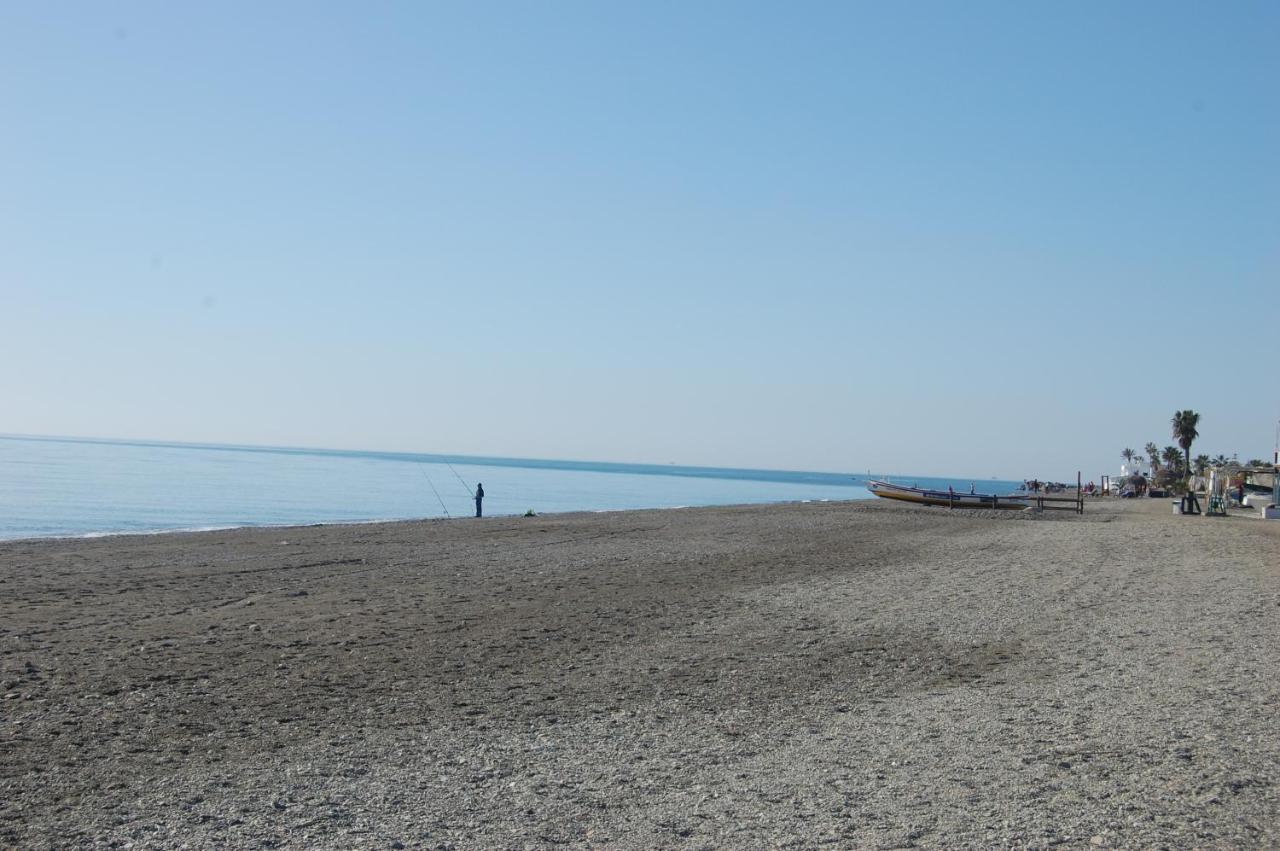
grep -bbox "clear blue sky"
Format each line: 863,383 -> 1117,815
3,2 -> 1277,478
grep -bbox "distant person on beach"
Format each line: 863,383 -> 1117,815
474,483 -> 484,518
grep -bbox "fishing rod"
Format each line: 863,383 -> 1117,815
446,462 -> 474,497
418,465 -> 451,518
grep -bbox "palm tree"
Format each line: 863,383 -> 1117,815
1193,454 -> 1210,476
1122,447 -> 1136,467
1211,454 -> 1229,467
1162,445 -> 1184,473
1145,442 -> 1161,472
1172,410 -> 1201,478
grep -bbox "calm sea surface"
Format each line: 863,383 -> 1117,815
0,436 -> 1023,540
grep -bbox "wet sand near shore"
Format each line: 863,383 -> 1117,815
2,498 -> 1278,848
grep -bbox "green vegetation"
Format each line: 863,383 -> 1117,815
1156,446 -> 1185,486
1122,409 -> 1277,492
1171,410 -> 1201,477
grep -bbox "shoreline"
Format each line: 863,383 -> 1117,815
3,498 -> 1277,847
0,497 -> 861,546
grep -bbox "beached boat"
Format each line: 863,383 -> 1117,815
865,479 -> 1030,510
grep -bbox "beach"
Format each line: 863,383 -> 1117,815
2,498 -> 1278,848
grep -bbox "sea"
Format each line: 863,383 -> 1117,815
0,435 -> 1024,541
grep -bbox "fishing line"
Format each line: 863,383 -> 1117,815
418,465 -> 451,518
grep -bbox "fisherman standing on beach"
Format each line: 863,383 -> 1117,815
474,483 -> 484,518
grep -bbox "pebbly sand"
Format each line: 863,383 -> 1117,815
2,497 -> 1278,849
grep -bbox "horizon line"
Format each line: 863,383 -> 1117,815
0,431 -> 1034,485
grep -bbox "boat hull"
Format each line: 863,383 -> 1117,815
865,480 -> 1028,510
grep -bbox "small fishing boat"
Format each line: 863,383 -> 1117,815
865,479 -> 1029,510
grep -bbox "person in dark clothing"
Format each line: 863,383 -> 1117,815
474,483 -> 484,518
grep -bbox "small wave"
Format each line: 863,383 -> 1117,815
7,516 -> 423,544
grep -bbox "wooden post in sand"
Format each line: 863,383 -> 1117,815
1077,471 -> 1083,514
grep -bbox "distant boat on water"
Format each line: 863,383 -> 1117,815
865,479 -> 1029,510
